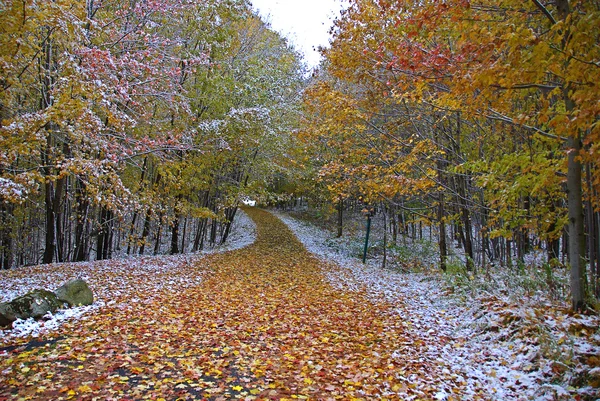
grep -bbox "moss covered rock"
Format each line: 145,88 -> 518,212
55,279 -> 93,306
0,302 -> 16,327
9,289 -> 62,320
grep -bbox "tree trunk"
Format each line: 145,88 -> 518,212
140,171 -> 160,255
127,157 -> 148,255
210,217 -> 218,246
382,205 -> 387,269
399,205 -> 406,245
391,205 -> 397,245
96,207 -> 112,260
138,208 -> 152,255
562,227 -> 569,265
456,176 -> 474,272
192,191 -> 211,252
170,215 -> 180,255
193,219 -> 207,252
0,202 -> 14,269
153,212 -> 163,255
107,213 -> 114,259
199,219 -> 208,251
595,210 -> 600,299
43,180 -> 56,264
438,193 -> 447,272
41,31 -> 56,265
96,209 -> 105,261
181,216 -> 188,253
567,131 -> 586,311
435,126 -> 448,272
74,179 -> 90,262
221,206 -> 238,245
54,174 -> 65,262
585,163 -> 598,299
126,211 -> 138,255
556,0 -> 587,313
546,200 -> 560,264
337,196 -> 343,238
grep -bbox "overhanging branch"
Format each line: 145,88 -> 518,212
531,0 -> 557,25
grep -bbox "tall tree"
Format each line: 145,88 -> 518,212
299,0 -> 599,309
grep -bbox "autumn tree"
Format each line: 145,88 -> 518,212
299,0 -> 599,309
0,0 -> 305,267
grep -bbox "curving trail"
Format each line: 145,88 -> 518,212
0,208 -> 486,400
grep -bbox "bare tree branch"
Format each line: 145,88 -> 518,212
531,0 -> 557,25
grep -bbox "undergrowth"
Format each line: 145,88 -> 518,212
282,206 -> 600,399
442,259 -> 599,399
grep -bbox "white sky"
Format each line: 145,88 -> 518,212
250,0 -> 348,69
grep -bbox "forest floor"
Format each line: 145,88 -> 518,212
0,208 -> 599,400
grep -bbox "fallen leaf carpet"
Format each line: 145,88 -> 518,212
0,208 -> 488,400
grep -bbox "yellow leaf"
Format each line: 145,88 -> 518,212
77,385 -> 92,393
232,385 -> 243,391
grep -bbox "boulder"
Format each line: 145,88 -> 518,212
9,289 -> 62,320
0,280 -> 94,328
0,302 -> 16,327
55,279 -> 93,306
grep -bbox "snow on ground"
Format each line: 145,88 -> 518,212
201,208 -> 256,255
274,211 -> 600,401
0,209 -> 256,341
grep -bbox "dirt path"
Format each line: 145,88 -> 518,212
0,208 -> 486,400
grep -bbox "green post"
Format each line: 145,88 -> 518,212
362,215 -> 371,263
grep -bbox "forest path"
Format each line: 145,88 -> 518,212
0,208 -> 484,400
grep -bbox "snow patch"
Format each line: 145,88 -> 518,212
0,209 -> 256,341
274,210 -> 600,400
